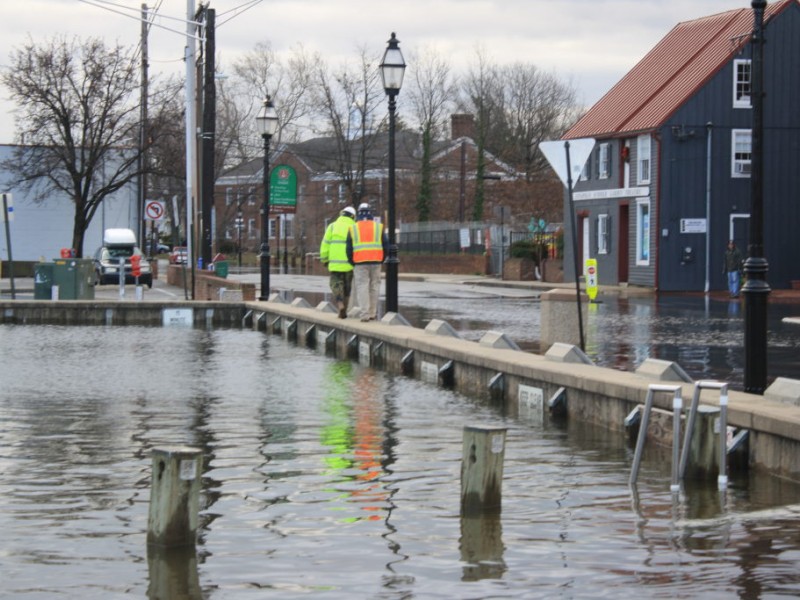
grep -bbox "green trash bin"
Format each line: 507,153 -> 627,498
52,258 -> 96,300
34,263 -> 55,300
214,260 -> 229,278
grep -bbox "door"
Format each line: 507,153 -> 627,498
618,203 -> 629,283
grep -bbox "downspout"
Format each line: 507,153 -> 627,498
704,122 -> 713,293
653,131 -> 661,293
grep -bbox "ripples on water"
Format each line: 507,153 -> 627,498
1,324 -> 800,598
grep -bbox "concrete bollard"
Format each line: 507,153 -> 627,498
147,446 -> 203,548
461,425 -> 507,516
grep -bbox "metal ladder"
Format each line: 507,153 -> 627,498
629,384 -> 683,491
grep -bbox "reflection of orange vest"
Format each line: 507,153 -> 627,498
351,220 -> 384,263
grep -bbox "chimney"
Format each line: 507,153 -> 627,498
451,114 -> 475,140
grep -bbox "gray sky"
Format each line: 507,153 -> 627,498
1,0 -> 746,144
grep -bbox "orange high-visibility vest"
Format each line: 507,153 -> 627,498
351,220 -> 384,263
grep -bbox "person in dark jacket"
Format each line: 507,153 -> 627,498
723,240 -> 744,298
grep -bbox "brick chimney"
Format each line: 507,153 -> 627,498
451,114 -> 475,140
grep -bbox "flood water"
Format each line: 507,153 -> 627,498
2,324 -> 800,598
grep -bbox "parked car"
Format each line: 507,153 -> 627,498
93,228 -> 153,287
169,246 -> 188,265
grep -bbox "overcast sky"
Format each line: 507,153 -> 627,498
1,0 -> 748,144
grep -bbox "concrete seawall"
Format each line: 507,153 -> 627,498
3,296 -> 799,484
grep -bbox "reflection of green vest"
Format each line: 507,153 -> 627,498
320,215 -> 354,272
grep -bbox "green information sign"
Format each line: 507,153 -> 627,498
270,164 -> 297,214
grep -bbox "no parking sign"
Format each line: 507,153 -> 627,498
145,200 -> 165,221
585,258 -> 598,301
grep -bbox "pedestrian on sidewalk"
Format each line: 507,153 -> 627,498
347,202 -> 387,322
320,206 -> 356,318
723,239 -> 744,298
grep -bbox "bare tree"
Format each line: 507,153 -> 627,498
1,35 -> 142,256
231,42 -> 317,152
405,47 -> 456,221
311,45 -> 385,205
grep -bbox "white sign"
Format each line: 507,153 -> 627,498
162,308 -> 193,327
459,228 -> 470,249
573,187 -> 650,201
539,138 -> 596,189
680,218 -> 707,233
145,200 -> 166,221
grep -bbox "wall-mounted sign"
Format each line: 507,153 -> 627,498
680,218 -> 707,234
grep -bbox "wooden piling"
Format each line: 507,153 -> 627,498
147,446 -> 203,548
461,425 -> 507,516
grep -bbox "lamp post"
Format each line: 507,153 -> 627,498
743,0 -> 770,394
380,32 -> 406,314
256,96 -> 278,301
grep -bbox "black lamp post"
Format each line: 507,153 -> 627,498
256,96 -> 278,301
743,0 -> 770,394
380,32 -> 406,314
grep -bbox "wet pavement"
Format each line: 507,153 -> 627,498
3,268 -> 799,391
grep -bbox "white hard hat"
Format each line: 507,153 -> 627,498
358,202 -> 370,211
342,206 -> 356,217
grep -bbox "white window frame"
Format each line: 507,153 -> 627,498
598,143 -> 610,179
637,135 -> 651,185
225,187 -> 232,206
597,214 -> 609,254
248,218 -> 257,239
732,129 -> 752,178
733,59 -> 752,109
324,183 -> 331,204
248,186 -> 256,205
636,198 -> 650,266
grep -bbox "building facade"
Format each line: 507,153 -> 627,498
562,0 -> 800,291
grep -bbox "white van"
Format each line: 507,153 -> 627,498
93,228 -> 153,287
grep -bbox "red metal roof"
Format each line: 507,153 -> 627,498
564,1 -> 795,139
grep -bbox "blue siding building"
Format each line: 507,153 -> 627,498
561,0 -> 800,291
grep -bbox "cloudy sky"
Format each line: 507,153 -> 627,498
1,0 -> 748,144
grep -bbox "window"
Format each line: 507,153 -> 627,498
324,184 -> 331,204
637,135 -> 651,185
732,129 -> 752,177
636,199 -> 650,266
248,187 -> 255,205
597,214 -> 609,254
338,183 -> 346,204
248,218 -> 257,239
580,151 -> 591,181
733,59 -> 752,108
598,143 -> 611,179
225,188 -> 232,206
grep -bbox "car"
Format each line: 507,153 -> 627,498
93,245 -> 153,288
169,246 -> 188,265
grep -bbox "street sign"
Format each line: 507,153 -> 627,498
585,258 -> 598,301
539,138 -> 596,189
145,200 -> 166,221
270,164 -> 298,214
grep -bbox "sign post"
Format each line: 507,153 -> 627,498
539,138 -> 595,352
1,193 -> 15,299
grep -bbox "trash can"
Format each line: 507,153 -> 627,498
214,260 -> 229,278
34,262 -> 55,300
52,258 -> 95,300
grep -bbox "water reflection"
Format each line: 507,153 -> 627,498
2,325 -> 800,598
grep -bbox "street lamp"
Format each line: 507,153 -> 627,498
380,32 -> 406,314
743,0 -> 770,394
256,96 -> 278,301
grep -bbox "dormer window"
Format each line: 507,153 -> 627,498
733,59 -> 752,108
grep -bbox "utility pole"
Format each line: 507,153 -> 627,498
185,0 -> 197,297
139,3 -> 149,251
200,5 -> 215,266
